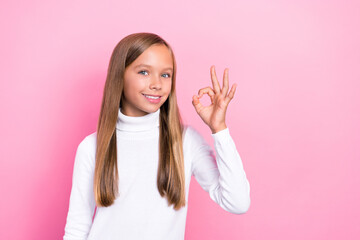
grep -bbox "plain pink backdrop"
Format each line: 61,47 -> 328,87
1,0 -> 359,239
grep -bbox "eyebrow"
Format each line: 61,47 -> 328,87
134,64 -> 173,72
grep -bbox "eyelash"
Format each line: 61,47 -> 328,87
138,70 -> 171,78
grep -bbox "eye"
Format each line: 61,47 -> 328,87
162,73 -> 171,78
138,70 -> 148,75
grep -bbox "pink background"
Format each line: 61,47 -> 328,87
1,0 -> 359,239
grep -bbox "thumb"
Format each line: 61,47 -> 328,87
192,95 -> 203,113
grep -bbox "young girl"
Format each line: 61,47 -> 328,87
63,32 -> 250,240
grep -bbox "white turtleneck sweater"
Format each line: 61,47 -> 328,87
63,108 -> 250,240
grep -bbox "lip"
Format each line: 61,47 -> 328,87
143,93 -> 161,104
142,93 -> 161,97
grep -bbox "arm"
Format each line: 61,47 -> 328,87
63,135 -> 96,240
190,126 -> 250,214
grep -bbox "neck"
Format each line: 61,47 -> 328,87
116,107 -> 160,132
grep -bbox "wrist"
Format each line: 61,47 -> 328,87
211,124 -> 227,134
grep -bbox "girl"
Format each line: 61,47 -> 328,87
63,32 -> 250,240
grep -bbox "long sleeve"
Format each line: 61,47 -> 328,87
190,126 -> 250,214
64,135 -> 96,240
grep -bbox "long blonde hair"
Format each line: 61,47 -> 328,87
94,32 -> 186,210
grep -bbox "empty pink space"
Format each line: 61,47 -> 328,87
0,0 -> 359,239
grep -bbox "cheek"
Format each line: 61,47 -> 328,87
165,80 -> 172,93
124,76 -> 144,93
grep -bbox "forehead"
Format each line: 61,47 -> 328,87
131,44 -> 173,70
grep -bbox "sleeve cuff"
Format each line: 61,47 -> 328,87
211,127 -> 231,142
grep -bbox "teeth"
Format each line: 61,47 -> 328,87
144,94 -> 160,99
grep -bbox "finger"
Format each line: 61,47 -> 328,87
197,87 -> 215,104
198,87 -> 215,99
192,95 -> 204,113
210,65 -> 221,94
221,68 -> 229,97
224,83 -> 237,105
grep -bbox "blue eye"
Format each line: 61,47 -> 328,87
138,70 -> 171,78
162,73 -> 171,78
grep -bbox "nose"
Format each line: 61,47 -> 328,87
149,75 -> 161,90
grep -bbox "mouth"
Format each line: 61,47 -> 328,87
142,93 -> 162,104
142,93 -> 161,99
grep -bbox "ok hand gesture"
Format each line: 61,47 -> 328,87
192,65 -> 237,134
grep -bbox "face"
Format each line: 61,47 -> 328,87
121,44 -> 173,117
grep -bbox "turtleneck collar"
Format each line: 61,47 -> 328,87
116,107 -> 160,132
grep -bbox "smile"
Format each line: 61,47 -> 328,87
142,94 -> 161,99
142,94 -> 162,103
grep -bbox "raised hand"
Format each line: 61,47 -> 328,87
192,65 -> 237,134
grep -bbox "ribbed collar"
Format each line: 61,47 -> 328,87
116,107 -> 160,132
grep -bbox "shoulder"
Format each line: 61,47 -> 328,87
76,131 -> 97,159
182,124 -> 208,148
183,124 -> 199,141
